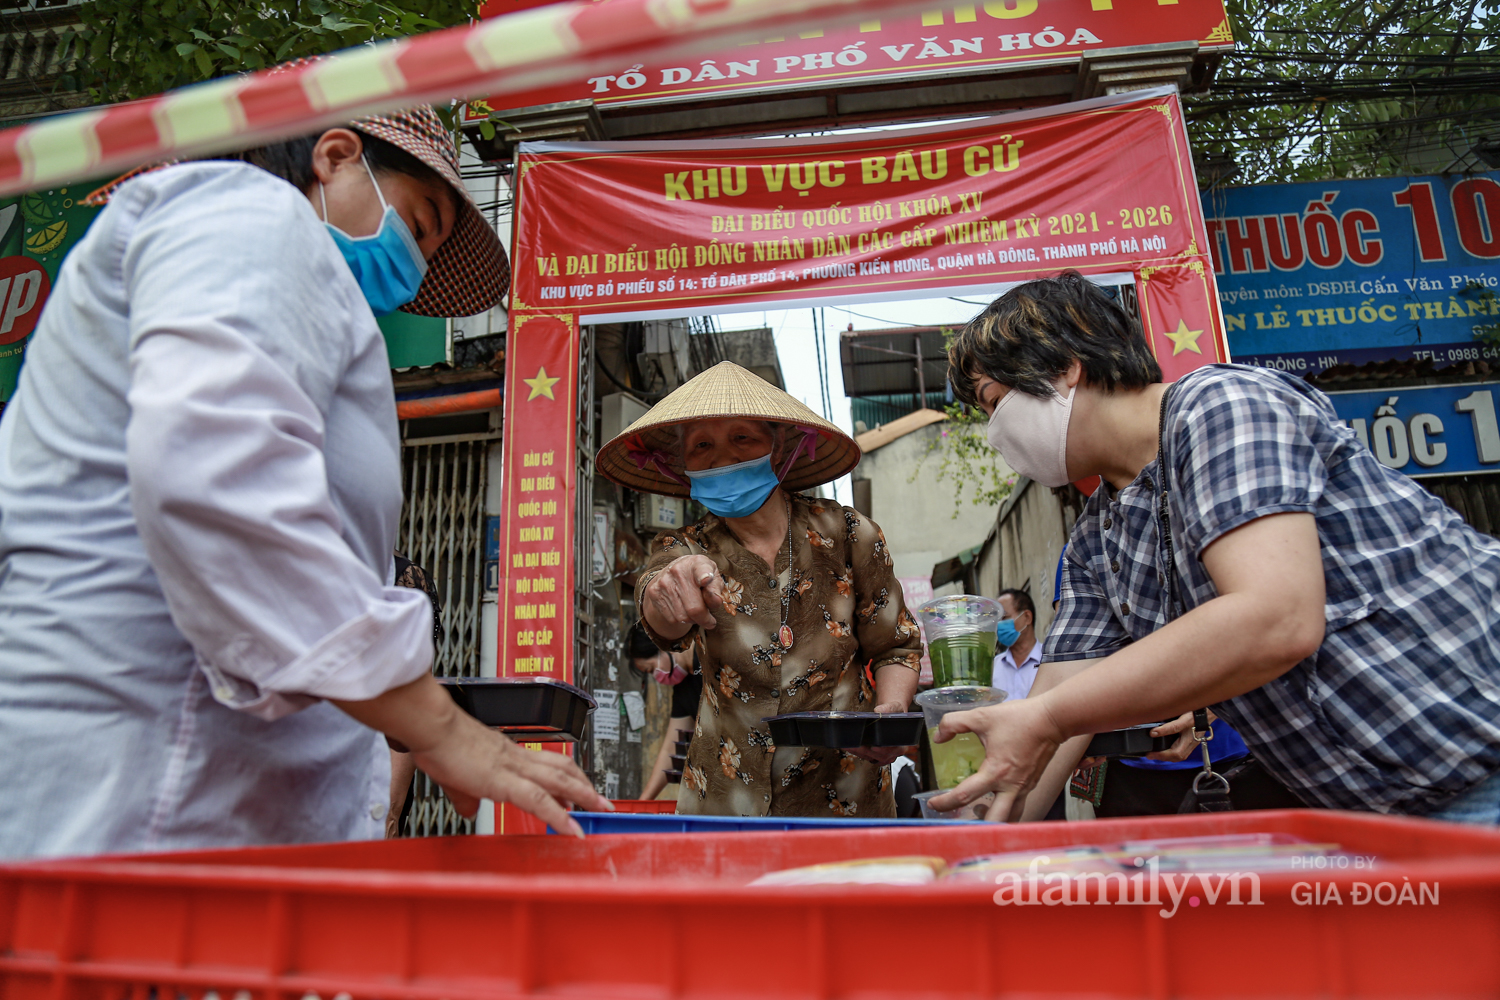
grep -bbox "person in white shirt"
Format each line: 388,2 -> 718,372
0,106 -> 608,859
992,588 -> 1043,702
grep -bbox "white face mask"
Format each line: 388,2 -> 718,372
985,383 -> 1075,487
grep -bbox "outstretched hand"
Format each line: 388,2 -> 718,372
336,674 -> 613,839
642,554 -> 724,641
412,713 -> 612,837
926,698 -> 1069,822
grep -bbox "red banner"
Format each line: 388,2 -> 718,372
1137,256 -> 1225,381
509,87 -> 1227,366
497,311 -> 579,683
469,0 -> 1231,113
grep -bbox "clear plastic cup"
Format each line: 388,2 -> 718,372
913,789 -> 996,821
915,686 -> 1006,790
915,595 -> 1002,688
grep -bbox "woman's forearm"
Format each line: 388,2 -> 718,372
642,716 -> 693,800
1037,512 -> 1325,742
640,762 -> 670,801
641,725 -> 677,800
874,662 -> 919,710
1037,592 -> 1317,741
1008,658 -> 1098,821
334,672 -> 460,750
387,749 -> 418,836
1018,734 -> 1093,821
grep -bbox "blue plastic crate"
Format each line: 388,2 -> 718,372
556,812 -> 974,835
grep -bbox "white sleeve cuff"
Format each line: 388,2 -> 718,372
198,586 -> 435,721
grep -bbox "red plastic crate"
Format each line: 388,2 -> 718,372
604,799 -> 678,814
494,798 -> 675,835
4,810 -> 1500,999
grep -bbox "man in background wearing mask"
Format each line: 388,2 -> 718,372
992,588 -> 1041,703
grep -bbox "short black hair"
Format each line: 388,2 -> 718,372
216,128 -> 446,197
628,622 -> 661,660
949,271 -> 1162,404
998,587 -> 1035,624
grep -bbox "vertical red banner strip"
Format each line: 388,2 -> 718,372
498,311 -> 579,683
1136,262 -> 1229,383
495,310 -> 581,832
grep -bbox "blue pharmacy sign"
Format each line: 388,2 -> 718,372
1202,172 -> 1500,375
1327,382 -> 1500,478
484,514 -> 501,592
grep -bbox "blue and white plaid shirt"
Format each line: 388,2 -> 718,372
1045,364 -> 1500,814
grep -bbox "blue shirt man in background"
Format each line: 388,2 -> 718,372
993,588 -> 1043,703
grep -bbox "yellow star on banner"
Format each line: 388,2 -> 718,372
1164,319 -> 1204,356
523,366 -> 560,401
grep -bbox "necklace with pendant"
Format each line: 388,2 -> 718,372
777,495 -> 794,651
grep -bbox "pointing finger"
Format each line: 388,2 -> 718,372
684,591 -> 718,629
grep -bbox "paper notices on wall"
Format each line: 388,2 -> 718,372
621,691 -> 647,730
592,690 -> 620,741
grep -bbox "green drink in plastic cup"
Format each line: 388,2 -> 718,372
916,595 -> 1002,688
915,686 -> 1008,790
926,631 -> 998,688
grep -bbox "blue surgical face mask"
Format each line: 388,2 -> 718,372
684,454 -> 780,518
321,157 -> 429,315
996,617 -> 1021,648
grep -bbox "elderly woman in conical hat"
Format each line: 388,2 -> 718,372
598,362 -> 922,818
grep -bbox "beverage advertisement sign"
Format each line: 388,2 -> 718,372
1202,172 -> 1500,375
0,186 -> 99,401
466,0 -> 1232,114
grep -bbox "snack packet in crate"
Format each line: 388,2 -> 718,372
1110,833 -> 1355,872
751,856 -> 947,886
942,846 -> 1122,883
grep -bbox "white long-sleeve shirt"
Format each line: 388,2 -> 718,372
0,162 -> 433,858
992,640 -> 1043,703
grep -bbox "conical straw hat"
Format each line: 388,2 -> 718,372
596,361 -> 860,498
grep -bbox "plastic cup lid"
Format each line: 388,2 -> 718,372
914,686 -> 1008,710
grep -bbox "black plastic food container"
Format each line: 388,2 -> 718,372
866,713 -> 925,746
439,678 -> 595,742
763,711 -> 925,748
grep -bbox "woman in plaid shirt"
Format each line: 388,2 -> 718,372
931,272 -> 1500,824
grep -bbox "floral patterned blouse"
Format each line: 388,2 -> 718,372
637,492 -> 922,818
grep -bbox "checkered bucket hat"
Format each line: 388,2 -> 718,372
352,107 -> 509,318
86,62 -> 507,318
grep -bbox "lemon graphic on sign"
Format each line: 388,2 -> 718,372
20,192 -> 51,226
26,219 -> 67,256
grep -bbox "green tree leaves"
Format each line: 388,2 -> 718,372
1187,0 -> 1500,184
68,0 -> 480,103
905,326 -> 1016,517
910,401 -> 1017,519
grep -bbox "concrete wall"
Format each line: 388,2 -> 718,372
716,328 -> 784,388
973,478 -> 1083,640
853,421 -> 1001,584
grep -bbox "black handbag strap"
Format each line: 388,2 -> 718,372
1158,385 -> 1231,812
1155,385 -> 1181,623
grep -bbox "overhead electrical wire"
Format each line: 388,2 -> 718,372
835,307 -> 927,328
